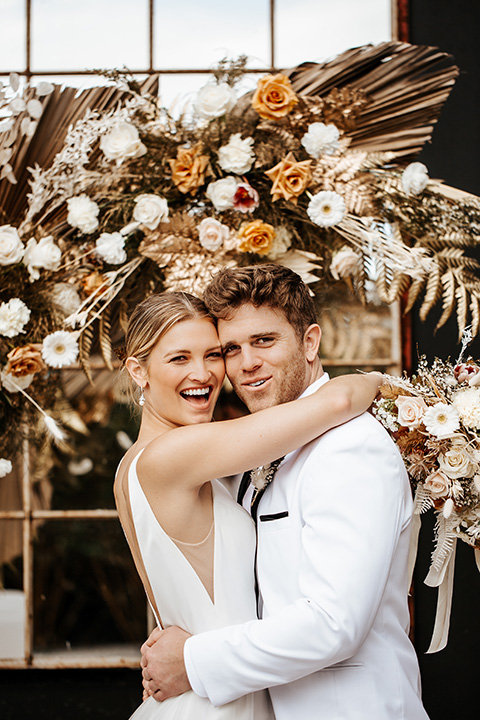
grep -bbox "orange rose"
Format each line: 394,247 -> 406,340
238,220 -> 275,256
5,344 -> 45,377
265,152 -> 312,203
252,74 -> 298,120
169,143 -> 210,195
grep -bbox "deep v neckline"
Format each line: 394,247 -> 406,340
129,450 -> 219,608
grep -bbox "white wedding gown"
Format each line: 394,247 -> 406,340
120,451 -> 274,720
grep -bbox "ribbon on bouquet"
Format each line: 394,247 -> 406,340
424,538 -> 457,654
406,486 -> 459,654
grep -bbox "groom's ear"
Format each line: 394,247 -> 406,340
303,324 -> 321,362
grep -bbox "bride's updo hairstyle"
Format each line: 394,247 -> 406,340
124,291 -> 213,404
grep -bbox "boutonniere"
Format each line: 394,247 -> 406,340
250,456 -> 285,492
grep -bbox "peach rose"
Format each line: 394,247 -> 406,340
252,73 -> 298,120
5,343 -> 45,377
265,152 -> 312,203
238,220 -> 275,256
395,395 -> 427,430
169,143 -> 210,195
82,271 -> 107,296
424,469 -> 450,498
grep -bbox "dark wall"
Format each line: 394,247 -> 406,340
408,1 -> 480,718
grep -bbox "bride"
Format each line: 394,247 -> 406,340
114,290 -> 382,719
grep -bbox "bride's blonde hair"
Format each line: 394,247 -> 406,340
124,291 -> 213,403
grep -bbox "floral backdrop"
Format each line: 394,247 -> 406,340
2,39 -> 480,650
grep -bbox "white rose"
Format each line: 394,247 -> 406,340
395,395 -> 427,429
198,218 -> 230,252
0,458 -> 12,477
133,194 -> 169,230
438,443 -> 476,479
0,225 -> 25,265
1,369 -> 34,393
330,246 -> 360,280
401,162 -> 429,195
0,298 -> 31,338
424,469 -> 450,498
194,82 -> 236,119
301,122 -> 340,158
23,235 -> 61,281
218,133 -> 255,174
100,122 -> 147,166
67,195 -> 99,234
96,232 -> 127,264
206,176 -> 238,212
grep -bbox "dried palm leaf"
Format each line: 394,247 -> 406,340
287,42 -> 458,160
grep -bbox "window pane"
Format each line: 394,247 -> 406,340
31,0 -> 149,71
33,519 -> 146,652
0,1 -> 26,70
154,0 -> 271,69
275,0 -> 391,68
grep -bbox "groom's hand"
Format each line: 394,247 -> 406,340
141,626 -> 192,703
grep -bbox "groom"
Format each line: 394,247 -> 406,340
140,264 -> 428,719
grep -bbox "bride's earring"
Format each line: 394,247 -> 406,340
139,387 -> 145,406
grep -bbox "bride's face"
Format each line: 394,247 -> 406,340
145,317 -> 225,427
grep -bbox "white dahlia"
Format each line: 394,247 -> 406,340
452,387 -> 480,430
0,298 -> 31,338
301,122 -> 340,158
401,162 -> 429,196
42,331 -> 79,368
307,191 -> 345,227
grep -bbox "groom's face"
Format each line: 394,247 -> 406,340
217,303 -> 310,413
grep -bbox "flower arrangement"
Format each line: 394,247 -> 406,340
374,332 -> 480,650
1,41 -> 480,467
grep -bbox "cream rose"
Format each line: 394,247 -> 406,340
198,218 -> 230,252
96,232 -> 127,264
67,195 -> 99,234
438,443 -> 476,479
330,246 -> 361,280
424,469 -> 451,498
100,122 -> 147,166
23,235 -> 61,281
194,82 -> 236,119
218,134 -> 255,174
133,194 -> 169,230
206,176 -> 238,212
0,225 -> 25,265
395,395 -> 427,430
1,369 -> 34,392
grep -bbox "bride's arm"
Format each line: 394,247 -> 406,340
140,372 -> 382,491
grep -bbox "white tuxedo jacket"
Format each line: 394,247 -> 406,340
185,376 -> 429,719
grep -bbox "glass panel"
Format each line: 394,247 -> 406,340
154,0 -> 271,69
275,0 -> 391,68
48,401 -> 138,511
0,1 -> 26,70
31,0 -> 149,71
33,519 -> 146,652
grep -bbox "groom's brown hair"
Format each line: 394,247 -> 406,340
203,264 -> 317,341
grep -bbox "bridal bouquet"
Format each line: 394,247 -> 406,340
374,338 -> 480,650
